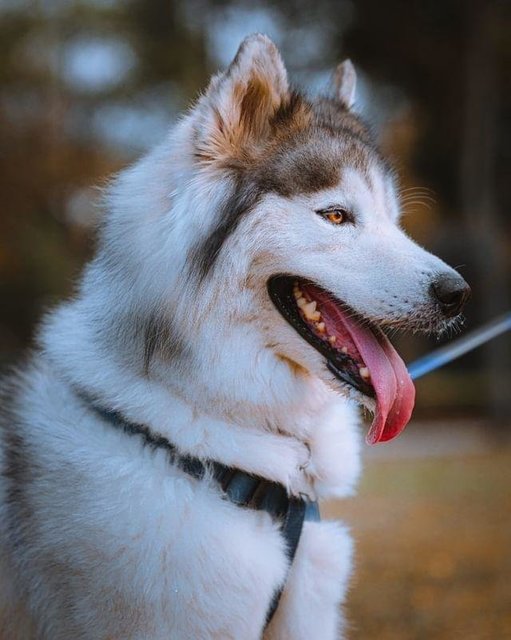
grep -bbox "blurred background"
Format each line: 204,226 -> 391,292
0,0 -> 509,637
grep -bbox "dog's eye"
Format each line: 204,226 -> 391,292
317,207 -> 351,226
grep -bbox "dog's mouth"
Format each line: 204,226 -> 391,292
267,275 -> 415,444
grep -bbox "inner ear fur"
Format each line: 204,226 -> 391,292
193,34 -> 290,165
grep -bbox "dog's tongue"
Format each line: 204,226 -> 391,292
302,285 -> 415,444
349,318 -> 416,444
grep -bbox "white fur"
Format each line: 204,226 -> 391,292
0,34 -> 463,639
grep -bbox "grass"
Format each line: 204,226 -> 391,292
324,451 -> 511,639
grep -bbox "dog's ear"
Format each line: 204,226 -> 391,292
193,34 -> 289,164
334,59 -> 357,109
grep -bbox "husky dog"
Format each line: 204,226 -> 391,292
0,35 -> 469,639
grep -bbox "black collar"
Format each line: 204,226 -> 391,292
74,388 -> 320,627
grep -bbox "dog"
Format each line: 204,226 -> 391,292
0,34 -> 470,639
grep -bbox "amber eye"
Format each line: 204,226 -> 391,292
318,207 -> 350,225
326,210 -> 345,224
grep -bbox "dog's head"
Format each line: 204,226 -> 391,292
102,35 -> 470,441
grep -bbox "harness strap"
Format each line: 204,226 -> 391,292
73,388 -> 319,627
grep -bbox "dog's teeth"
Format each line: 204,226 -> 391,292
328,335 -> 336,344
316,322 -> 325,333
359,367 -> 370,380
297,297 -> 307,308
303,301 -> 317,320
341,346 -> 348,354
293,287 -> 303,299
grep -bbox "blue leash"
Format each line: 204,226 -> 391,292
408,312 -> 511,381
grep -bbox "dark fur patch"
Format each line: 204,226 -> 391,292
95,304 -> 188,374
269,90 -> 314,136
192,177 -> 262,280
141,311 -> 187,373
312,97 -> 375,145
143,313 -> 163,373
256,134 -> 341,197
1,406 -> 34,551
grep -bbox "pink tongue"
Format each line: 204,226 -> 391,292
303,286 -> 415,444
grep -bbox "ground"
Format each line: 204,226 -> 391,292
325,421 -> 511,640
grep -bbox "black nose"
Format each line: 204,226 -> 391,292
430,274 -> 471,317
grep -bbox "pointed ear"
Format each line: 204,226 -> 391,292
334,59 -> 357,109
193,34 -> 289,165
